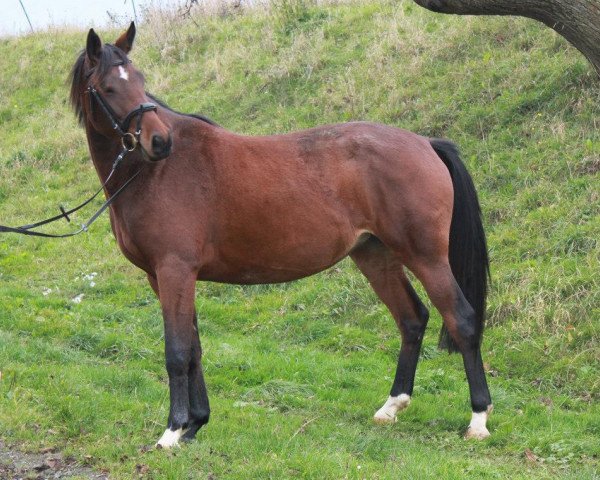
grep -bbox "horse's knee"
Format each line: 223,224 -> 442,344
400,318 -> 426,343
165,347 -> 191,377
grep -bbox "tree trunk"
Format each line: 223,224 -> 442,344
412,0 -> 600,77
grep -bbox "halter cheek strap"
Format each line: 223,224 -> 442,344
87,86 -> 157,151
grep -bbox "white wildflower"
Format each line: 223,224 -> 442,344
72,294 -> 84,304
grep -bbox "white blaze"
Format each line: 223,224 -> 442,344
118,65 -> 129,81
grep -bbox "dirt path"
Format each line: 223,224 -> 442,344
0,442 -> 108,480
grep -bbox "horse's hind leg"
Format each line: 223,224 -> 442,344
181,310 -> 210,441
351,238 -> 429,424
408,259 -> 493,439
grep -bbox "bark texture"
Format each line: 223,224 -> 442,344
413,0 -> 600,76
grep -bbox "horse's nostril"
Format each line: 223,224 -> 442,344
152,135 -> 166,150
150,134 -> 172,160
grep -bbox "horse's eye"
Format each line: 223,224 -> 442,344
105,87 -> 115,95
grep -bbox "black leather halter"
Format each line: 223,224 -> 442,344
87,85 -> 157,151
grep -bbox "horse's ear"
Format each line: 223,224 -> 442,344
115,22 -> 136,54
86,28 -> 102,65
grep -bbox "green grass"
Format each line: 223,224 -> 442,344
0,1 -> 598,478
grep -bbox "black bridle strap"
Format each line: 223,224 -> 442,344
88,86 -> 124,135
14,149 -> 127,232
88,86 -> 157,137
0,148 -> 139,238
122,102 -> 158,133
0,170 -> 140,238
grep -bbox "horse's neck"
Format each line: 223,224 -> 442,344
85,124 -> 130,184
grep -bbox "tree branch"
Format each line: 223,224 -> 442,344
412,0 -> 600,77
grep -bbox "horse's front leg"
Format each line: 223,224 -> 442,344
153,263 -> 207,448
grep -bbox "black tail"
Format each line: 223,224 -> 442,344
430,139 -> 490,353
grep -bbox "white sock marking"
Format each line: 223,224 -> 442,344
156,427 -> 185,448
118,65 -> 129,81
373,394 -> 411,423
465,405 -> 493,440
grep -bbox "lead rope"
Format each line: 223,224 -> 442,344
0,147 -> 140,238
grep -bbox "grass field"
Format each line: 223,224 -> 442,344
0,0 -> 598,478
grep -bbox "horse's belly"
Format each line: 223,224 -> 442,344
200,263 -> 333,284
198,228 -> 369,284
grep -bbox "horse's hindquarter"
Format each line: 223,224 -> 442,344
198,122 -> 451,284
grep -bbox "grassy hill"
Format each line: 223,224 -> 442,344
0,1 -> 598,478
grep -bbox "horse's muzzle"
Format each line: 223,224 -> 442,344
150,133 -> 172,161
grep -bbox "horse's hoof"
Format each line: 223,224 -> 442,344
464,405 -> 492,440
373,394 -> 410,424
373,412 -> 398,424
155,428 -> 186,449
464,426 -> 491,440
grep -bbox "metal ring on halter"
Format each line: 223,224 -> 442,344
122,132 -> 138,151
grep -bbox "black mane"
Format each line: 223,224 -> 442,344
69,44 -> 218,128
69,44 -> 129,125
146,93 -> 220,127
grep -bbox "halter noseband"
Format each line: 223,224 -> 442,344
86,61 -> 158,152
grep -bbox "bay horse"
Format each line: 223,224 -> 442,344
69,23 -> 492,448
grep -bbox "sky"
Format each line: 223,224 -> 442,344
1,0 -> 178,37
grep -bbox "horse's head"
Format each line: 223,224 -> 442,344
70,22 -> 172,161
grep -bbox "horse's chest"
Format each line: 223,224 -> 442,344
110,213 -> 153,274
